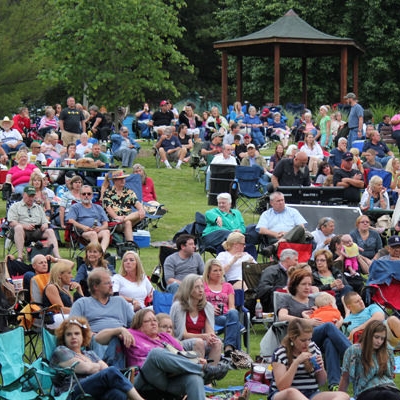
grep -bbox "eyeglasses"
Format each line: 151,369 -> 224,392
27,208 -> 32,218
82,192 -> 92,196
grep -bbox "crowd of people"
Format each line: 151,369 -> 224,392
2,94 -> 400,400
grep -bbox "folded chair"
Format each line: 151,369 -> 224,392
151,246 -> 177,291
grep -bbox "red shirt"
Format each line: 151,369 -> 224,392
185,309 -> 206,334
13,115 -> 31,134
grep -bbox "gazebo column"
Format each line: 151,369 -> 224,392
274,44 -> 280,105
340,47 -> 348,100
353,55 -> 359,96
302,57 -> 307,106
236,56 -> 242,102
221,51 -> 228,113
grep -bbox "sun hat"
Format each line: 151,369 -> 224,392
0,116 -> 13,128
111,170 -> 129,180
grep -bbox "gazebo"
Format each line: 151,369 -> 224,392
213,9 -> 364,111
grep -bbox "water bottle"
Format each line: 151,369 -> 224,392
106,148 -> 112,167
369,197 -> 374,210
255,298 -> 263,319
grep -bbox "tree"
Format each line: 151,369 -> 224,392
37,0 -> 192,110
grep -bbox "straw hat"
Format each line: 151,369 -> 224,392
0,116 -> 13,128
110,170 -> 129,180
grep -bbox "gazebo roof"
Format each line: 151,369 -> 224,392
214,9 -> 364,57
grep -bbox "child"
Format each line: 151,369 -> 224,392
340,234 -> 362,277
309,292 -> 343,328
349,147 -> 364,174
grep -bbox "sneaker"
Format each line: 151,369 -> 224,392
175,165 -> 181,170
203,363 -> 229,384
166,165 -> 172,169
329,385 -> 339,391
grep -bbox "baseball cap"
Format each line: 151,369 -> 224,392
342,152 -> 353,161
211,132 -> 223,140
247,143 -> 256,149
344,92 -> 356,99
24,185 -> 36,195
65,171 -> 77,179
160,100 -> 167,106
261,107 -> 270,116
388,235 -> 400,247
243,134 -> 251,139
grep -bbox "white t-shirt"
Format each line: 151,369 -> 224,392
112,274 -> 153,308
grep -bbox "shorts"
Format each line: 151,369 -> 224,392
10,227 -> 43,243
167,152 -> 180,162
385,320 -> 400,348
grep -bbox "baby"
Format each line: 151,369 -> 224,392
340,234 -> 362,276
309,292 -> 342,328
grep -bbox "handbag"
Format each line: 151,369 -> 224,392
231,349 -> 253,369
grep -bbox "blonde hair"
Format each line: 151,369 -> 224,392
222,232 -> 245,251
121,251 -> 145,283
203,259 -> 223,284
29,172 -> 45,190
314,292 -> 336,308
349,147 -> 359,157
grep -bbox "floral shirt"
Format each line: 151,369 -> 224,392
102,187 -> 138,217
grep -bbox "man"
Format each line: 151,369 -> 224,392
256,191 -> 308,255
329,137 -> 348,169
362,148 -> 383,170
70,268 -> 134,333
111,126 -> 140,168
0,116 -> 24,154
223,123 -> 242,146
342,291 -> 400,347
7,185 -> 61,261
378,235 -> 400,260
235,133 -> 253,161
155,126 -> 185,169
27,141 -> 46,166
152,100 -> 175,136
164,234 -> 204,294
12,107 -> 30,138
344,92 -> 364,149
58,96 -> 86,145
201,132 -> 223,158
85,142 -> 108,167
361,130 -> 394,167
206,144 -> 237,191
67,185 -> 111,252
103,170 -> 145,242
88,105 -> 111,141
333,151 -> 364,204
256,249 -> 299,312
271,151 -> 310,188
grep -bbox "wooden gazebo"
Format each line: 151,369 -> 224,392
213,9 -> 364,111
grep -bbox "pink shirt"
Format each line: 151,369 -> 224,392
9,164 -> 37,186
391,113 -> 400,131
204,282 -> 234,315
124,329 -> 182,368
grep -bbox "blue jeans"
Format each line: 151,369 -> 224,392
113,147 -> 137,167
347,128 -> 360,150
250,130 -> 265,147
376,155 -> 392,167
215,309 -> 242,350
1,143 -> 25,154
312,322 -> 351,386
134,348 -> 205,400
72,366 -> 133,400
166,281 -> 180,294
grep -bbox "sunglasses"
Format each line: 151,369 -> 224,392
82,192 -> 92,196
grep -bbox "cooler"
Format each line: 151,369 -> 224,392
133,230 -> 151,248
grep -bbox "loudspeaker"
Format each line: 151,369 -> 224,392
208,164 -> 236,206
288,204 -> 362,234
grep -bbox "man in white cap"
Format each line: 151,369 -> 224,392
344,92 -> 364,150
0,116 -> 24,154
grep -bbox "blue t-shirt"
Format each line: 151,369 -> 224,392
160,136 -> 182,151
348,103 -> 364,129
343,304 -> 383,334
67,202 -> 108,228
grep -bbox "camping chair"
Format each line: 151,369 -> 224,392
234,165 -> 264,214
151,246 -> 178,291
365,259 -> 400,318
193,212 -> 218,260
189,141 -> 205,182
125,174 -> 165,229
0,326 -> 48,400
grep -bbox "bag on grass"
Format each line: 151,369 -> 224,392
231,349 -> 253,369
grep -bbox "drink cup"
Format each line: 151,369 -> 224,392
30,155 -> 37,163
310,355 -> 322,372
70,159 -> 76,167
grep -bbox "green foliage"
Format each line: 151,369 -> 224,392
369,104 -> 398,125
37,0 -> 192,109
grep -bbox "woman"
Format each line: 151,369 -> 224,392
54,103 -> 62,120
59,175 -> 83,228
243,106 -> 265,148
179,103 -> 202,136
228,101 -> 246,133
269,112 -> 290,148
170,274 -> 222,365
135,102 -> 153,138
177,123 -> 193,161
50,317 -> 144,400
38,106 -> 59,136
300,133 -> 324,175
74,243 -> 116,296
386,157 -> 400,189
314,162 -> 333,185
206,106 -> 229,140
360,175 -> 390,211
43,261 -> 83,327
203,259 -> 242,356
285,144 -> 298,158
132,163 -> 157,203
312,249 -> 352,316
5,149 -> 41,194
216,232 -> 256,290
339,320 -> 400,400
269,318 -> 349,400
29,172 -> 51,215
112,251 -> 153,311
269,143 -> 284,172
317,106 -> 331,149
350,215 -> 383,259
278,269 -> 351,391
96,309 -> 228,398
311,218 -> 336,255
76,133 -> 93,157
303,112 -> 318,136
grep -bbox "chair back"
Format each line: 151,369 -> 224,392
235,165 -> 264,198
125,174 -> 143,202
42,327 -> 57,362
153,290 -> 174,314
241,262 -> 274,292
0,326 -> 24,385
31,273 -> 50,304
367,169 -> 392,189
277,242 -> 313,263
